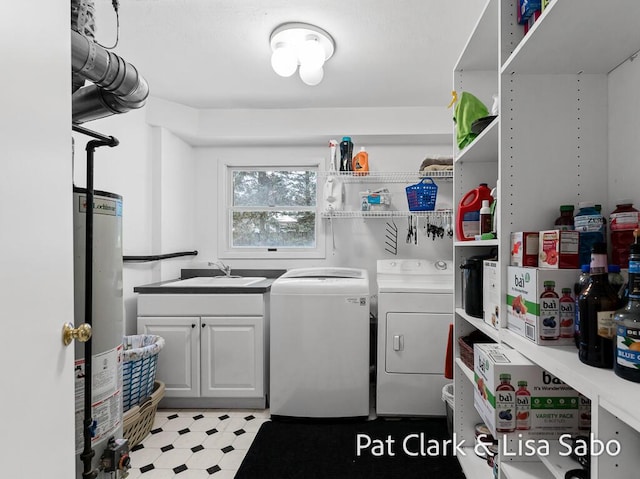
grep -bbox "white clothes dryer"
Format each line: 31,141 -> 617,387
270,267 -> 370,419
376,259 -> 453,416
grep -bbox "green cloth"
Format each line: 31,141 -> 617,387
453,91 -> 489,149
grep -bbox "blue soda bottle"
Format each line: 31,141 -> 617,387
574,201 -> 605,266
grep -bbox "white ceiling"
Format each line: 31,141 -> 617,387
94,0 -> 486,110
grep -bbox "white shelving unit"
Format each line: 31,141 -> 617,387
452,2 -> 640,479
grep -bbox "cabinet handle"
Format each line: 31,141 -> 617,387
202,323 -> 206,328
393,335 -> 404,351
192,324 -> 196,328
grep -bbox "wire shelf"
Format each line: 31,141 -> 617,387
321,209 -> 453,219
316,171 -> 453,183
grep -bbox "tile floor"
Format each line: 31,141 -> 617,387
126,409 -> 271,478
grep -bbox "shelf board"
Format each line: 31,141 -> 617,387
454,116 -> 499,164
501,329 -> 640,433
321,209 -> 453,219
501,461 -> 554,479
454,0 -> 498,72
454,239 -> 499,247
456,357 -> 475,384
458,447 -> 494,479
538,440 -> 584,479
502,0 -> 640,74
455,308 -> 499,341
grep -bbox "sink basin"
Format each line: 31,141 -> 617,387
165,276 -> 266,287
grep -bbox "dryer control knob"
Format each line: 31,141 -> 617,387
435,260 -> 448,270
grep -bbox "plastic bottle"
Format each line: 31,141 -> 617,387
574,264 -> 590,348
480,200 -> 492,234
339,136 -> 354,172
540,281 -> 559,340
613,230 -> 640,382
610,200 -> 639,268
495,373 -> 516,433
456,183 -> 493,241
559,288 -> 575,338
554,204 -> 575,230
574,201 -> 606,267
352,147 -> 369,176
515,381 -> 531,430
578,242 -> 620,368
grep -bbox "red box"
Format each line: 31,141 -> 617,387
510,232 -> 539,267
538,230 -> 579,269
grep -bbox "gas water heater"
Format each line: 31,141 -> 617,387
73,187 -> 129,478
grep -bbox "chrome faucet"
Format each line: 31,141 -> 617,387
208,260 -> 232,277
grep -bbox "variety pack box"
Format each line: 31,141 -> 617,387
510,232 -> 539,267
483,260 -> 500,330
538,229 -> 579,269
473,343 -> 579,441
507,266 -> 580,345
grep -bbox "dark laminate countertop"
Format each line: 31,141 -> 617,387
133,269 -> 287,294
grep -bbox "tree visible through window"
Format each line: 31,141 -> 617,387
230,168 -> 317,249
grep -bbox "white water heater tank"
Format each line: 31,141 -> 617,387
73,187 -> 125,478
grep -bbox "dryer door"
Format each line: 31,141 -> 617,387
385,312 -> 450,374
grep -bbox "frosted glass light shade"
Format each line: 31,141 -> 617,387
299,65 -> 324,86
271,44 -> 297,77
299,37 -> 326,70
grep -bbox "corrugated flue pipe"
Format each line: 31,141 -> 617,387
72,29 -> 149,124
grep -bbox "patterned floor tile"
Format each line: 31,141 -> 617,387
201,431 -> 237,450
188,416 -> 221,433
159,416 -> 195,432
218,449 -> 247,470
185,448 -> 224,469
129,447 -> 163,468
140,430 -> 180,448
152,447 -> 193,470
172,430 -> 208,449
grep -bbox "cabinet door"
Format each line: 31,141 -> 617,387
200,316 -> 263,398
137,316 -> 200,397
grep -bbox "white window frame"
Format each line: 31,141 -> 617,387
217,157 -> 325,259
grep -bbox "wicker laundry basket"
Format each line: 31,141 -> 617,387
122,380 -> 165,448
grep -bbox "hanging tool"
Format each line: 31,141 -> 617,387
385,218 -> 398,255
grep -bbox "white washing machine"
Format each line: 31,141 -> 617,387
270,267 -> 370,418
376,259 -> 453,416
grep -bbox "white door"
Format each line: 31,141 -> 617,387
138,317 -> 201,397
2,3 -> 74,477
200,317 -> 263,398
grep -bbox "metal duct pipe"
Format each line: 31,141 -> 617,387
71,29 -> 149,124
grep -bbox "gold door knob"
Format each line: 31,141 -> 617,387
62,322 -> 92,346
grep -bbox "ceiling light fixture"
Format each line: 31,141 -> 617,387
270,22 -> 335,86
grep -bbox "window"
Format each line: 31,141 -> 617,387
220,163 -> 324,258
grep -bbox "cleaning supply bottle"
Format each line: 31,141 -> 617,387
456,183 -> 493,241
352,147 -> 369,176
480,200 -> 492,234
339,136 -> 354,172
328,139 -> 338,171
610,199 -> 639,268
574,201 -> 606,266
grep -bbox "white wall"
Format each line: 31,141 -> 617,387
191,143 -> 454,299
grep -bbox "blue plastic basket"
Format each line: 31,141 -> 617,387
122,335 -> 165,412
406,178 -> 438,211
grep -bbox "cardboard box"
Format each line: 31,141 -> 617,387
474,343 -> 579,441
510,232 -> 539,267
507,266 -> 580,345
538,230 -> 579,269
483,260 -> 500,330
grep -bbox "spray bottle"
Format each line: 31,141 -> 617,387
324,140 -> 343,211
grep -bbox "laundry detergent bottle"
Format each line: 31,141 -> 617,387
456,183 -> 493,241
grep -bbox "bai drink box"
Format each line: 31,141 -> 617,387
474,343 -> 579,444
507,267 -> 580,346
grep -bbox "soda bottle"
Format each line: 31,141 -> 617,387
608,264 -> 625,300
578,242 -> 620,368
540,281 -> 559,340
610,200 -> 639,268
559,288 -> 575,338
496,374 -> 516,433
515,381 -> 531,430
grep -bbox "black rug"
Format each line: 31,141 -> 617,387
235,417 -> 466,479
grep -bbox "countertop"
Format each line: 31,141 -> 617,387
133,268 -> 286,294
